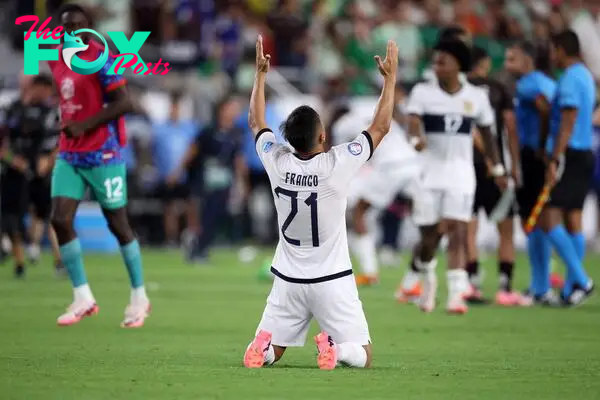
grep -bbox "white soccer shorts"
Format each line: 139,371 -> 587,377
255,275 -> 371,347
412,188 -> 475,226
348,164 -> 421,209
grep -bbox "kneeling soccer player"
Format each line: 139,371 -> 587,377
243,36 -> 398,369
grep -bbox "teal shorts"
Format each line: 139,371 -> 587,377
51,158 -> 127,210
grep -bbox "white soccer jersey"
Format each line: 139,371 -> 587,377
406,81 -> 494,194
255,128 -> 373,280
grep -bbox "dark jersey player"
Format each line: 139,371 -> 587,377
48,4 -> 150,327
0,75 -> 61,278
464,46 -> 528,306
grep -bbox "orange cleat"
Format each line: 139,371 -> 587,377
121,302 -> 151,328
395,281 -> 423,303
244,330 -> 272,369
446,296 -> 468,314
355,274 -> 379,287
314,332 -> 337,370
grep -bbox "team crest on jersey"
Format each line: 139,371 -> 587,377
348,142 -> 363,156
60,78 -> 75,100
463,101 -> 473,113
263,141 -> 273,153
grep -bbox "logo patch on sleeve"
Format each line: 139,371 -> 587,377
263,141 -> 274,153
347,142 -> 363,156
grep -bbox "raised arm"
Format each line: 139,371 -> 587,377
366,40 -> 399,149
248,35 -> 271,137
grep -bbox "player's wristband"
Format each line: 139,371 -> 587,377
491,164 -> 505,177
409,136 -> 421,148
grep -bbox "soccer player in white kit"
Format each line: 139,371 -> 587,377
243,37 -> 398,370
332,105 -> 420,286
404,39 -> 507,314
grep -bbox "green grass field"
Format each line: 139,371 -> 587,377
1,249 -> 599,400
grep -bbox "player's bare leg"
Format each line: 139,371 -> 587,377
163,199 -> 180,247
244,330 -> 286,368
395,244 -> 423,303
27,215 -> 44,264
351,199 -> 379,286
5,216 -> 27,278
445,220 -> 469,314
464,217 -> 485,302
51,197 -> 99,326
103,207 -> 151,328
495,218 -> 530,306
47,226 -> 65,275
416,224 -> 443,312
314,332 -> 372,370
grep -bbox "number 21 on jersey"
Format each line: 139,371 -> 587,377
274,186 -> 319,247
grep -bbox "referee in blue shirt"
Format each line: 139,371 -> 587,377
542,30 -> 595,305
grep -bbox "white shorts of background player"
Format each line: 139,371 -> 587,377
254,275 -> 371,347
412,188 -> 475,226
347,162 -> 422,211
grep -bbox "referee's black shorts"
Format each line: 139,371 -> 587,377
472,161 -> 515,218
516,147 -> 546,220
548,148 -> 594,211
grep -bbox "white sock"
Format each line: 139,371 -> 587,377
131,286 -> 149,304
264,345 -> 275,365
352,233 -> 378,277
447,269 -> 469,298
416,258 -> 438,278
73,284 -> 95,303
336,342 -> 368,368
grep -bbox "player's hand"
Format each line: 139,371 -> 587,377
409,135 -> 426,151
37,157 -> 52,177
255,35 -> 271,74
63,121 -> 87,138
374,40 -> 399,79
166,172 -> 180,187
12,155 -> 29,173
545,161 -> 558,187
494,175 -> 509,191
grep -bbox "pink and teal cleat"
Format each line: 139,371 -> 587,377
57,301 -> 99,326
314,332 -> 337,370
244,330 -> 272,368
121,302 -> 151,328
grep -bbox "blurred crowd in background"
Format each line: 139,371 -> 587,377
1,0 -> 600,250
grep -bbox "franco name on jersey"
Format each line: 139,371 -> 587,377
284,172 -> 319,187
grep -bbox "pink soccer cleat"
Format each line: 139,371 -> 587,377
314,332 -> 338,370
244,330 -> 272,368
495,291 -> 533,307
121,302 -> 151,328
447,295 -> 468,314
57,301 -> 99,326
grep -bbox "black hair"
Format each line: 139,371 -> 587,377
534,44 -> 552,75
31,74 -> 53,87
551,30 -> 580,57
57,3 -> 93,25
513,40 -> 537,60
434,39 -> 472,72
279,105 -> 321,153
170,90 -> 184,103
470,46 -> 489,68
439,25 -> 467,41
